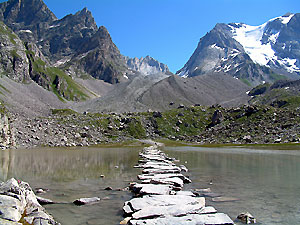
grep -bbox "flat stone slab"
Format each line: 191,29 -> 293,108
0,206 -> 22,222
0,195 -> 24,213
135,161 -> 176,169
212,197 -> 240,202
124,195 -> 205,213
0,218 -> 22,225
131,184 -> 172,195
129,213 -> 234,225
138,173 -> 191,184
142,168 -> 181,174
150,177 -> 184,188
176,191 -> 196,196
73,197 -> 100,205
132,205 -> 216,220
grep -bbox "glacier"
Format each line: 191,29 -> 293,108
229,14 -> 299,73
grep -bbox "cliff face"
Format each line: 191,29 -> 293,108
0,0 -> 129,85
0,21 -> 30,82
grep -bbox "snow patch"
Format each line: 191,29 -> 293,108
123,73 -> 129,79
209,44 -> 223,50
279,14 -> 294,24
269,32 -> 280,44
278,58 -> 300,73
49,24 -> 60,29
53,57 -> 71,67
19,30 -> 32,33
178,68 -> 189,78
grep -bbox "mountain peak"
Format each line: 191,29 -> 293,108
283,12 -> 293,17
0,0 -> 56,26
126,55 -> 170,76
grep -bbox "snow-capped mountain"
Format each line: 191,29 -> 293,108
177,13 -> 300,86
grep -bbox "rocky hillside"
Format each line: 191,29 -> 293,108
249,79 -> 300,107
177,13 -> 300,86
11,104 -> 300,149
73,73 -> 251,113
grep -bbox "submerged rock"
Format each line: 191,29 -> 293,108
73,197 -> 100,206
36,196 -> 55,205
237,212 -> 257,224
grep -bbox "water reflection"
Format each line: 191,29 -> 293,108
0,147 -> 141,225
1,146 -> 300,224
165,147 -> 300,225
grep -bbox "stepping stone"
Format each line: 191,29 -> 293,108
176,191 -> 196,196
129,213 -> 234,225
142,168 -> 181,174
131,184 -> 172,195
138,173 -> 191,184
132,204 -> 216,220
124,195 -> 205,213
150,177 -> 184,188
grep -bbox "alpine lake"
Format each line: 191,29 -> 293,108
1,144 -> 300,225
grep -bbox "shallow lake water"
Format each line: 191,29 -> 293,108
1,146 -> 300,224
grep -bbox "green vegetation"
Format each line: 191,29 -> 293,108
240,78 -> 252,87
0,21 -> 17,45
46,67 -> 90,101
51,109 -> 78,115
269,72 -> 286,82
0,101 -> 7,115
10,49 -> 21,59
248,83 -> 271,96
155,106 -> 214,137
26,49 -> 91,101
127,117 -> 146,139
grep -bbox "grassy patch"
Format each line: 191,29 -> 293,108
10,49 -> 21,59
269,72 -> 286,82
156,106 -> 214,137
126,117 -> 146,139
51,109 -> 78,115
240,78 -> 252,87
0,21 -> 17,45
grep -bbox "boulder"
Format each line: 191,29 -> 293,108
0,206 -> 22,222
36,196 -> 55,205
237,212 -> 257,224
73,197 -> 100,206
211,109 -> 223,125
0,218 -> 22,225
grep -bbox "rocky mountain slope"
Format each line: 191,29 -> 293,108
0,0 -> 129,84
126,55 -> 171,76
0,0 -> 172,105
249,79 -> 300,107
177,13 -> 300,86
73,73 -> 250,113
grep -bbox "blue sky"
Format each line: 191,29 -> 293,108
8,0 -> 300,72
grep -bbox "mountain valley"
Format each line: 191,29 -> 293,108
0,0 -> 300,149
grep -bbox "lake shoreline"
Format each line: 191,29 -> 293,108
2,105 -> 300,150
